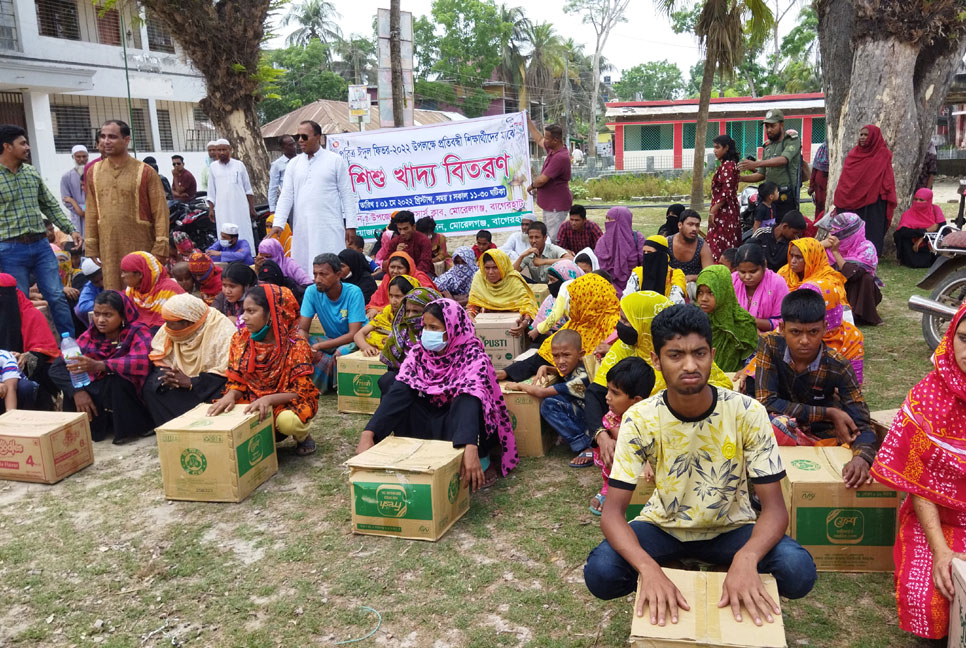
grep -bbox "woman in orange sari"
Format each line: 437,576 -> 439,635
777,237 -> 848,306
871,302 -> 966,641
208,284 -> 320,456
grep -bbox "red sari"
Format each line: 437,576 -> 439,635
871,302 -> 966,639
708,159 -> 741,261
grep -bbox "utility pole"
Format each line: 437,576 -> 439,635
390,0 -> 404,127
564,55 -> 571,152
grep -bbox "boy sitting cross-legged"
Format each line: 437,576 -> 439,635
584,304 -> 816,628
504,330 -> 593,468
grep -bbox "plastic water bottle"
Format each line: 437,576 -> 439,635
60,332 -> 91,389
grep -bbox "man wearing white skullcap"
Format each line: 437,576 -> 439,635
207,139 -> 256,252
200,140 -> 218,192
60,144 -> 89,234
206,221 -> 254,264
74,256 -> 104,323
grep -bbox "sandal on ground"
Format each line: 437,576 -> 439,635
295,437 -> 316,457
480,467 -> 499,490
569,450 -> 595,468
589,492 -> 606,516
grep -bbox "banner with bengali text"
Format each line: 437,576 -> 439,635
326,112 -> 533,238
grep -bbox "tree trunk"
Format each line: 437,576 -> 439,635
390,0 -> 404,127
690,58 -> 715,211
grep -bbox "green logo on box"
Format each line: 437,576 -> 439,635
509,412 -> 518,429
188,418 -> 213,428
447,473 -> 460,503
826,508 -> 864,544
353,374 -> 375,397
236,424 -> 274,477
791,459 -> 821,471
180,448 -> 207,475
376,484 -> 409,517
795,507 -> 895,546
354,482 -> 433,520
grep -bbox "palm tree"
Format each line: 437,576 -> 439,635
656,0 -> 773,209
282,0 -> 343,47
334,35 -> 377,85
522,22 -> 567,127
496,5 -> 530,105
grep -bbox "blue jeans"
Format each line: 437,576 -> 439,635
0,238 -> 74,336
540,393 -> 590,453
584,521 -> 816,601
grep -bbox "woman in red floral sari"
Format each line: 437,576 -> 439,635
871,301 -> 966,640
707,134 -> 741,261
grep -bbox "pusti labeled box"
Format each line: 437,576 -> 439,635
346,436 -> 470,541
780,446 -> 899,572
949,559 -> 966,648
500,381 -> 554,458
630,569 -> 786,647
474,313 -> 525,370
155,404 -> 277,503
0,410 -> 92,484
337,350 -> 388,415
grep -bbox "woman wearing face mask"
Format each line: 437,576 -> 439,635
530,259 -> 585,341
356,299 -> 519,492
731,243 -> 788,332
622,235 -> 686,304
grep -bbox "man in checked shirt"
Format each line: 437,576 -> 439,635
754,289 -> 876,489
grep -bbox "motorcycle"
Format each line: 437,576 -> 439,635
169,197 -> 217,252
908,223 -> 966,350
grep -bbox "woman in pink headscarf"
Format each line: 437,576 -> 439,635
256,237 -> 312,286
593,206 -> 643,289
823,211 -> 882,326
895,188 -> 947,268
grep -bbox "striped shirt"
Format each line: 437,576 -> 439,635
0,162 -> 74,240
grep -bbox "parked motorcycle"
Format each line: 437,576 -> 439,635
908,224 -> 966,349
169,198 -> 217,252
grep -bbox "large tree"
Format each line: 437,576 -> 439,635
659,0 -> 773,209
125,1 -> 275,199
614,60 -> 685,101
258,42 -> 348,123
817,0 -> 966,213
523,22 -> 567,121
281,0 -> 342,47
564,0 -> 630,159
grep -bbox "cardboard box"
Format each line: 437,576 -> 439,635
870,409 -> 899,443
780,446 -> 899,572
626,478 -> 656,521
532,283 -> 549,305
474,313 -> 526,369
630,569 -> 786,647
156,404 -> 277,503
0,410 -> 92,484
949,559 -> 966,648
337,350 -> 388,415
346,437 -> 470,541
500,382 -> 554,457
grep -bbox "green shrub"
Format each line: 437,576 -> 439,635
572,173 -> 713,202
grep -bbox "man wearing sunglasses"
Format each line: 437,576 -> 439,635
271,120 -> 360,276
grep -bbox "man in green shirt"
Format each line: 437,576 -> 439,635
0,124 -> 83,336
738,109 -> 803,222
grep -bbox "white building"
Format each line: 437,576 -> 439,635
0,0 -> 212,192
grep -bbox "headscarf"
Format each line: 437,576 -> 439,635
732,268 -> 788,322
188,251 -> 223,303
149,293 -> 237,377
338,249 -> 378,304
574,247 -> 600,271
467,249 -> 537,318
696,265 -> 759,372
824,211 -> 880,279
366,275 -> 419,350
433,246 -> 477,296
171,231 -> 195,257
120,252 -> 185,328
898,188 -> 946,231
218,262 -> 258,321
77,291 -> 153,390
833,124 -> 898,225
396,298 -> 518,476
800,281 -> 865,383
594,206 -> 641,287
56,250 -> 79,288
811,143 -> 829,173
640,234 -> 671,294
532,260 -> 585,330
368,250 -> 437,311
660,204 -> 685,237
380,286 -> 443,370
593,291 -> 672,387
258,237 -> 312,286
0,274 -> 60,358
871,302 -> 966,511
225,285 -> 319,423
778,238 -> 848,306
538,273 -> 620,365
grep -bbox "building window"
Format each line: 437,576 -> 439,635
157,108 -> 174,151
727,120 -> 765,157
50,104 -> 92,153
36,0 -> 81,41
146,19 -> 175,53
95,8 -> 120,46
640,124 -> 673,151
811,117 -> 826,144
683,122 -> 718,149
129,107 -> 150,151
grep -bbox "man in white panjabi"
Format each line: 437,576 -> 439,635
207,138 -> 256,251
271,120 -> 359,274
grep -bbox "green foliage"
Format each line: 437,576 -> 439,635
281,0 -> 343,47
414,79 -> 457,108
413,14 -> 439,80
258,41 -> 348,123
574,173 -> 712,201
613,60 -> 685,100
431,0 -> 509,91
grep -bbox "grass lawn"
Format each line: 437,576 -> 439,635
0,203 -> 949,647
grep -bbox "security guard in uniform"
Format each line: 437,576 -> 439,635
738,109 -> 803,222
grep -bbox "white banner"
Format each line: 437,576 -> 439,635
326,111 -> 534,238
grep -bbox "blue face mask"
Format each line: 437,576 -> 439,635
421,329 -> 447,352
250,322 -> 271,342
